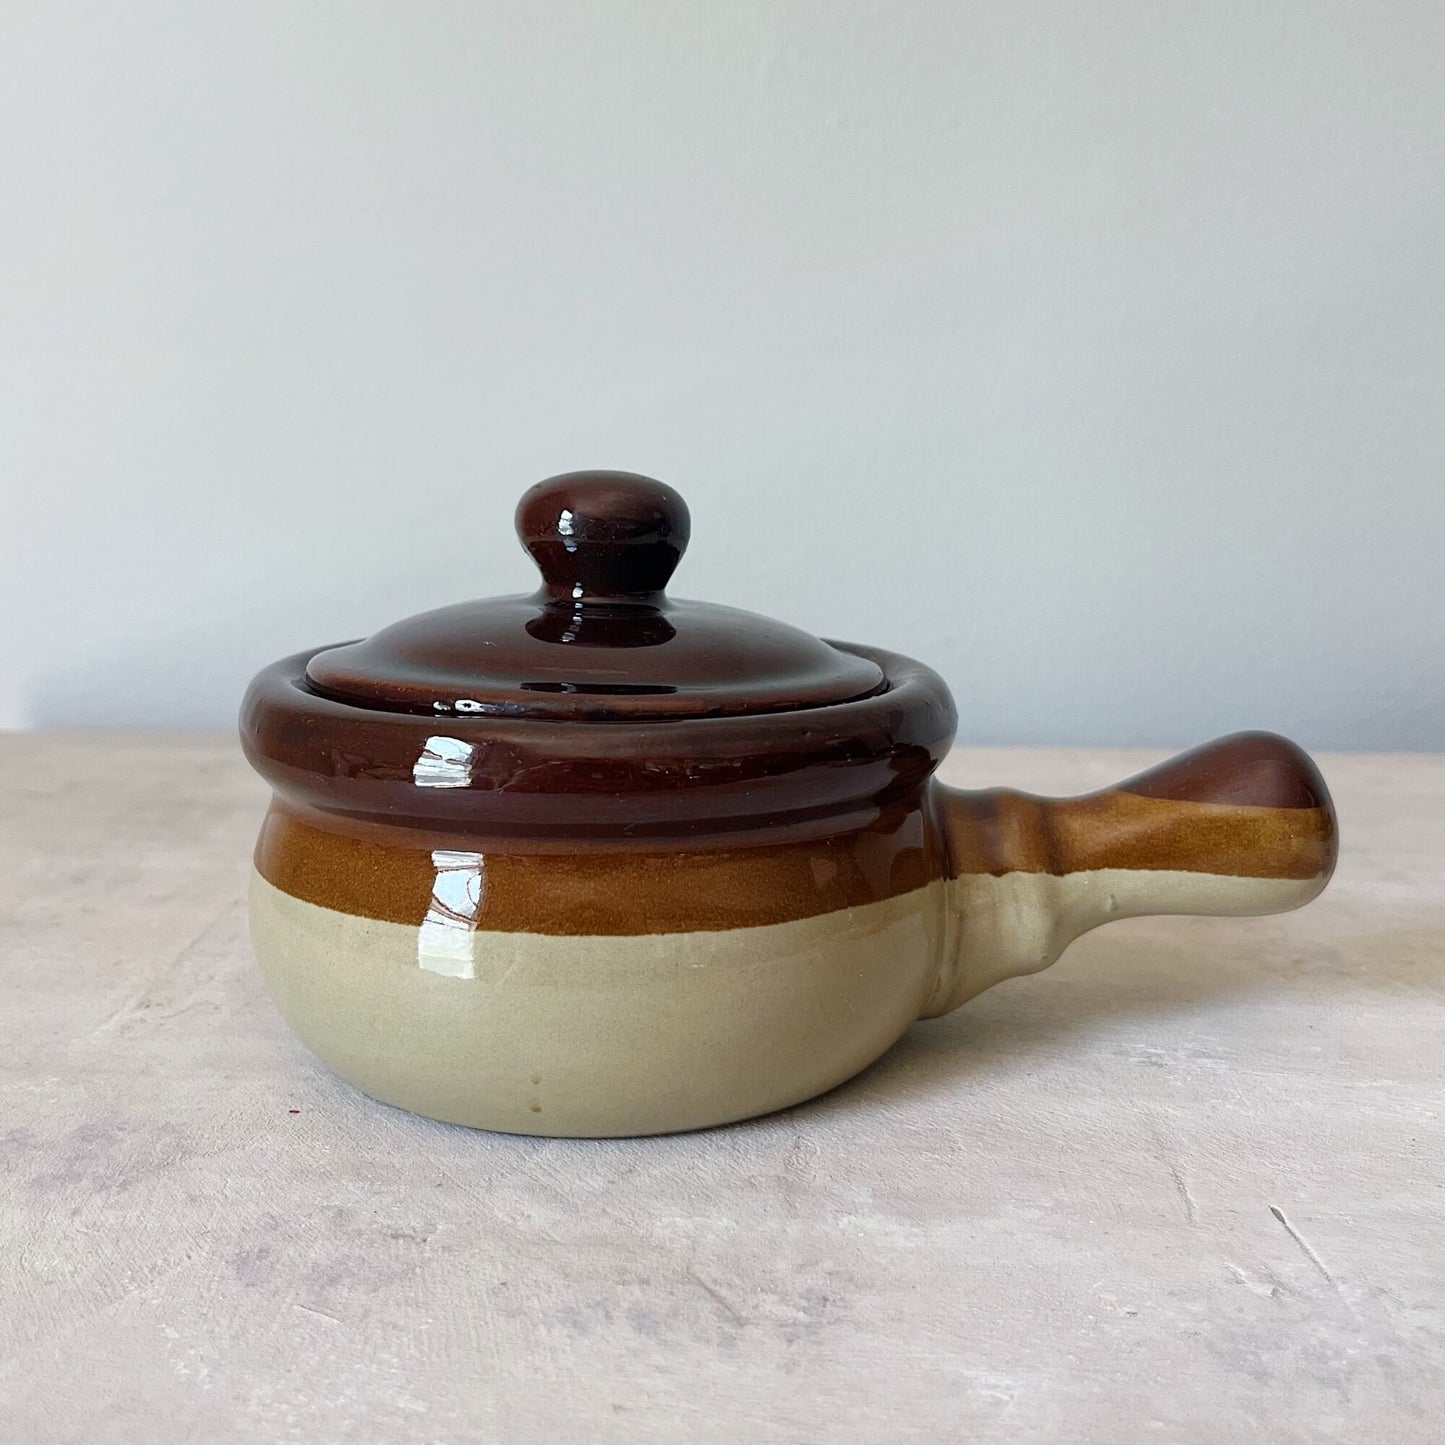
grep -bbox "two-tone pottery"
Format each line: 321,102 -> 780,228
241,471 -> 1337,1136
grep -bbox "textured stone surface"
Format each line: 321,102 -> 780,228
1,733 -> 1441,1442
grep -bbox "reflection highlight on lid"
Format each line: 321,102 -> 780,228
413,735 -> 476,789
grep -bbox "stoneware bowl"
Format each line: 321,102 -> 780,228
241,471 -> 1337,1137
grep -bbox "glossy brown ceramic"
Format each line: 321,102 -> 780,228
241,471 -> 1338,1136
302,471 -> 885,723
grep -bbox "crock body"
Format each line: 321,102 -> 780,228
248,794 -> 949,1136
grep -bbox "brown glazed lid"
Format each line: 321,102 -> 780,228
304,471 -> 886,722
241,471 -> 956,844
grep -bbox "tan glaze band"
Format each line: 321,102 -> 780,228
939,789 -> 1335,881
259,735 -> 1335,935
255,797 -> 939,935
937,732 -> 1337,883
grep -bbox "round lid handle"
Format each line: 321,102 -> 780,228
516,470 -> 691,603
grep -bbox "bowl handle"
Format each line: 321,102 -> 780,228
922,732 -> 1338,1017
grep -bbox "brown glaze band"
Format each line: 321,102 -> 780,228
938,733 -> 1338,882
257,731 -> 1336,933
255,797 -> 939,934
241,644 -> 954,846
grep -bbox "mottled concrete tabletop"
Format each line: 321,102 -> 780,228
1,734 -> 1441,1443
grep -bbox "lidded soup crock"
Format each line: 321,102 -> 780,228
241,471 -> 1337,1137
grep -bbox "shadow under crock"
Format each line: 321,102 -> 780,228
731,918 -> 1361,1134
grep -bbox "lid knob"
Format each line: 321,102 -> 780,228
516,470 -> 691,603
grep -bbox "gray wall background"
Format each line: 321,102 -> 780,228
2,1 -> 1441,748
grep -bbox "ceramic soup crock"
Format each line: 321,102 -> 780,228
241,471 -> 1337,1137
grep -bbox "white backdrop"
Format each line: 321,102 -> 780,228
2,1 -> 1441,747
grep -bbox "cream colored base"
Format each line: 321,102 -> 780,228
249,871 -> 945,1137
250,861 -> 1325,1135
